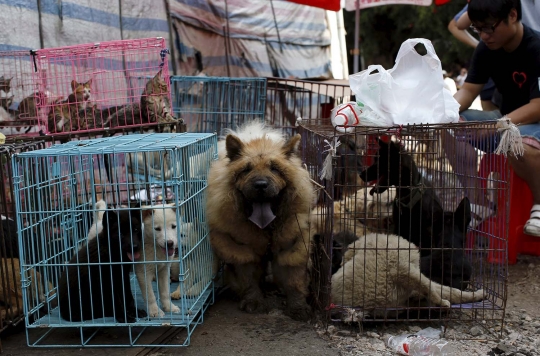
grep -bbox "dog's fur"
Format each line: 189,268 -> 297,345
86,199 -> 107,241
58,210 -> 146,323
359,139 -> 444,256
207,122 -> 315,321
331,233 -> 484,317
0,258 -> 54,321
420,197 -> 473,290
135,204 -> 180,317
170,220 -> 215,300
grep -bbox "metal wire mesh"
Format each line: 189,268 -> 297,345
0,51 -> 44,138
0,141 -> 47,333
32,38 -> 179,135
171,76 -> 267,136
266,78 -> 351,135
301,119 -> 508,333
11,133 -> 217,347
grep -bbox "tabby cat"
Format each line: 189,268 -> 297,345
48,79 -> 92,133
140,69 -> 178,132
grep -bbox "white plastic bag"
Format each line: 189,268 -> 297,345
349,38 -> 460,126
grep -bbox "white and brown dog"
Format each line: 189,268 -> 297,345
135,203 -> 180,317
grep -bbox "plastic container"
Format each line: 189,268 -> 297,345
385,334 -> 454,355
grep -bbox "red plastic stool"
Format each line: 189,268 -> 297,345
468,153 -> 540,264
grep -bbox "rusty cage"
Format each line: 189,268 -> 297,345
0,140 -> 47,336
301,119 -> 509,333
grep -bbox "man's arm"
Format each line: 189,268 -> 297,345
507,98 -> 540,125
456,11 -> 472,31
454,82 -> 483,112
448,17 -> 479,49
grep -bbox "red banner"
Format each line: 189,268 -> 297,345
287,0 -> 341,11
345,0 -> 432,11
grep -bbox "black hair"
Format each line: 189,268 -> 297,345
468,0 -> 522,23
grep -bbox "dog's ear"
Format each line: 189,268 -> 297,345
102,210 -> 118,231
378,138 -> 388,148
141,208 -> 153,220
454,197 -> 472,230
225,134 -> 244,161
167,202 -> 177,213
70,80 -> 79,91
282,134 -> 301,158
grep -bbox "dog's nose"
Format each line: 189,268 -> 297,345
132,243 -> 139,251
254,180 -> 268,190
167,240 -> 174,248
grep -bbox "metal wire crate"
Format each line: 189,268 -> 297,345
0,140 -> 47,334
0,50 -> 45,138
32,38 -> 180,136
266,78 -> 352,135
171,76 -> 266,136
12,133 -> 217,347
300,119 -> 508,335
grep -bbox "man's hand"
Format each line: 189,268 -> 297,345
454,82 -> 484,112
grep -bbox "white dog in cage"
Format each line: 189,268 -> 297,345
170,220 -> 214,301
135,204 -> 181,317
331,233 -> 485,318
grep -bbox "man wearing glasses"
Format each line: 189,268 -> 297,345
442,0 -> 540,236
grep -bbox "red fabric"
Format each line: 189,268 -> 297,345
435,0 -> 452,5
287,0 -> 341,11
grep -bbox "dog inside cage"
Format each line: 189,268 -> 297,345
303,121 -> 507,324
10,134 -> 216,345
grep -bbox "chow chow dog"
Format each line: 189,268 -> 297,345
135,204 -> 180,317
58,209 -> 146,323
207,122 -> 315,321
331,232 -> 484,318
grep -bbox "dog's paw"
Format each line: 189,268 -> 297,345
239,297 -> 267,314
439,299 -> 451,308
137,308 -> 147,318
148,305 -> 165,318
171,288 -> 181,300
170,304 -> 180,313
285,303 -> 312,322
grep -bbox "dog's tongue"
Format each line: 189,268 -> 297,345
162,247 -> 175,257
249,202 -> 276,229
127,252 -> 141,261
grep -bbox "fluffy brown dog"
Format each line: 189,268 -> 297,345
207,122 -> 315,321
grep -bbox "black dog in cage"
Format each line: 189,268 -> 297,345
359,139 -> 472,290
58,209 -> 147,323
420,197 -> 473,290
359,139 -> 445,255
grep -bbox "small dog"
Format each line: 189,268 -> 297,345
331,233 -> 484,318
58,209 -> 146,323
135,204 -> 180,317
170,220 -> 215,300
359,139 -> 445,256
420,197 -> 473,290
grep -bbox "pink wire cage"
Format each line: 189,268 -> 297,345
0,50 -> 44,138
32,37 -> 175,135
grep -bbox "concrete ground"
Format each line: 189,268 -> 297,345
2,255 -> 539,355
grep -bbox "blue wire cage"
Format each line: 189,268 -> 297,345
171,76 -> 267,136
11,133 -> 217,347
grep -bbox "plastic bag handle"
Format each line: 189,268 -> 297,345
394,38 -> 439,67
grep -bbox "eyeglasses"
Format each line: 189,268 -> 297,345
470,19 -> 503,35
